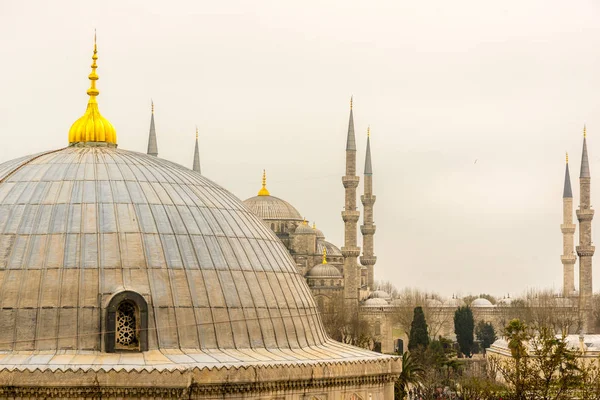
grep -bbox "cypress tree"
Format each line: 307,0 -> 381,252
454,306 -> 475,357
408,306 -> 429,352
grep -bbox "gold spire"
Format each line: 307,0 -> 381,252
584,124 -> 587,138
367,126 -> 370,137
196,126 -> 199,140
350,96 -> 353,110
566,152 -> 569,164
312,222 -> 316,230
258,170 -> 270,196
303,218 -> 308,226
68,32 -> 117,145
151,100 -> 154,115
322,247 -> 328,264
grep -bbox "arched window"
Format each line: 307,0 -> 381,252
105,291 -> 148,353
271,223 -> 275,231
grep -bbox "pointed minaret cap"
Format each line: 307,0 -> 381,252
192,127 -> 201,173
258,170 -> 270,196
364,126 -> 372,175
346,96 -> 356,151
147,100 -> 158,157
581,125 -> 590,178
563,152 -> 572,198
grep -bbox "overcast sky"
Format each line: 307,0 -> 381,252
1,0 -> 600,298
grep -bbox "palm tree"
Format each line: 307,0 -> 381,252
395,352 -> 425,399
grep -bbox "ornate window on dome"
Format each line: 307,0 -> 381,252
116,301 -> 139,349
105,291 -> 148,353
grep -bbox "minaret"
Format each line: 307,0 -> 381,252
561,152 -> 576,297
576,126 -> 595,333
193,127 -> 201,173
360,127 -> 377,290
341,97 -> 361,309
147,101 -> 158,156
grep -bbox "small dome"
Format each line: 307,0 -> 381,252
444,297 -> 464,307
306,263 -> 342,278
497,297 -> 513,306
313,224 -> 325,239
471,298 -> 494,307
295,222 -> 316,234
244,195 -> 303,221
364,298 -> 389,306
427,298 -> 443,307
369,290 -> 391,300
317,240 -> 342,257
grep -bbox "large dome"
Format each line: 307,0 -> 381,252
0,147 -> 331,354
244,194 -> 303,221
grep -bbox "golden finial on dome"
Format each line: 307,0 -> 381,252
68,31 -> 117,146
322,247 -> 327,264
258,170 -> 270,196
303,218 -> 308,226
312,222 -> 316,230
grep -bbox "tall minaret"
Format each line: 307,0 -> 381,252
561,152 -> 576,297
576,125 -> 595,333
147,101 -> 158,157
193,127 -> 201,173
360,127 -> 377,290
341,97 -> 361,309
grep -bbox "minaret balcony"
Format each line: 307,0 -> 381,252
560,224 -> 576,234
576,209 -> 595,221
342,176 -> 360,188
560,255 -> 577,264
360,225 -> 376,235
361,195 -> 377,205
341,210 -> 360,223
341,246 -> 361,257
576,245 -> 595,257
360,255 -> 377,265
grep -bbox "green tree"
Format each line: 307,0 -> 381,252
408,306 -> 429,352
454,306 -> 475,357
476,321 -> 496,353
394,351 -> 424,399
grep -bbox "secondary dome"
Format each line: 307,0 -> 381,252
243,172 -> 303,221
0,147 -> 330,353
471,297 -> 494,307
295,220 -> 315,234
370,289 -> 391,300
312,223 -> 325,239
317,240 -> 343,257
364,298 -> 389,306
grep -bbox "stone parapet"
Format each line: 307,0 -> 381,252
560,223 -> 576,234
342,175 -> 360,188
576,208 -> 595,221
361,225 -> 376,235
361,194 -> 377,205
360,255 -> 377,266
560,255 -> 577,264
342,210 -> 360,223
341,246 -> 361,257
576,245 -> 596,257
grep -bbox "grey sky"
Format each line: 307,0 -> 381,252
1,0 -> 600,297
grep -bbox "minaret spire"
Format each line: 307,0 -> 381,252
576,125 -> 595,333
561,152 -> 576,297
341,97 -> 360,310
192,127 -> 201,173
361,127 -> 377,290
146,100 -> 158,157
258,170 -> 270,196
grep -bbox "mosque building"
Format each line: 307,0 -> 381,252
0,37 -> 401,398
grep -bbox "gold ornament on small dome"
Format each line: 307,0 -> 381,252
68,31 -> 117,146
322,247 -> 327,264
258,170 -> 270,196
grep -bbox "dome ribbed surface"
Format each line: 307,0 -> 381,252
243,195 -> 303,221
0,147 -> 328,352
306,263 -> 342,278
317,240 -> 342,257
